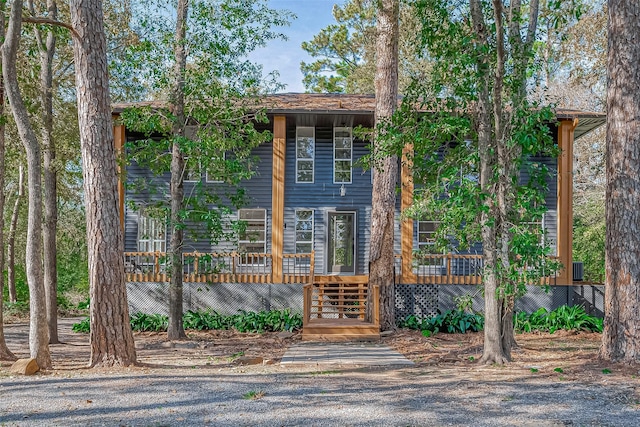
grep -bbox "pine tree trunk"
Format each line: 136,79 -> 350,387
0,17 -> 16,359
601,0 -> 640,362
7,164 -> 24,304
2,0 -> 51,369
167,0 -> 188,341
70,0 -> 137,367
32,0 -> 60,345
368,0 -> 399,331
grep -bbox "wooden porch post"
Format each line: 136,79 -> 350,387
557,119 -> 577,285
401,144 -> 416,284
113,122 -> 126,230
272,116 -> 286,283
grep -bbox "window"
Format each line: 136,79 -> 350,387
523,214 -> 545,246
415,220 -> 444,270
184,157 -> 202,183
205,153 -> 226,183
138,212 -> 166,252
295,210 -> 314,254
334,127 -> 352,183
238,209 -> 266,253
296,127 -> 315,183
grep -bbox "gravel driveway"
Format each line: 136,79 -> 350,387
1,319 -> 638,426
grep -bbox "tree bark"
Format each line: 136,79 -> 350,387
2,0 -> 51,369
30,0 -> 60,344
167,0 -> 188,341
368,0 -> 399,331
0,3 -> 16,360
601,0 -> 640,363
70,0 -> 137,367
7,164 -> 24,304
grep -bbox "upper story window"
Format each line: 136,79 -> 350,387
205,153 -> 226,183
334,127 -> 352,183
238,208 -> 266,253
295,209 -> 314,254
296,127 -> 315,183
184,156 -> 202,183
417,220 -> 439,253
138,212 -> 166,252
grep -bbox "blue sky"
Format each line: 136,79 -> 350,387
250,0 -> 346,93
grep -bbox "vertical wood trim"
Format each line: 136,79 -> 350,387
271,116 -> 286,283
557,119 -> 576,285
113,123 -> 126,230
401,144 -> 416,284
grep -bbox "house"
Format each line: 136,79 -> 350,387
112,93 -> 605,339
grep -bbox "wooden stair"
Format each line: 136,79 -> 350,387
302,282 -> 380,341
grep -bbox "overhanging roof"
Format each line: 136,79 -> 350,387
113,93 -> 605,139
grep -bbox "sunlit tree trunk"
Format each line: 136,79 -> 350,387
2,0 -> 51,369
29,0 -> 60,344
368,0 -> 399,331
600,0 -> 640,363
0,2 -> 16,360
7,164 -> 24,304
70,0 -> 137,367
167,0 -> 188,341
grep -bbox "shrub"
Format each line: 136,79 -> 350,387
72,309 -> 303,334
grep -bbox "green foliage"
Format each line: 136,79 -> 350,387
72,309 -> 302,334
513,305 -> 603,333
72,317 -> 90,333
400,305 -> 602,335
573,198 -> 605,282
399,309 -> 484,334
130,312 -> 169,332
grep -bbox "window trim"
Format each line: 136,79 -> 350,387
333,126 -> 353,184
296,126 -> 315,183
238,208 -> 267,261
294,209 -> 314,255
137,211 -> 166,253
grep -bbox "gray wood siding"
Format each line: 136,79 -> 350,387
124,133 -> 273,254
284,124 -> 375,274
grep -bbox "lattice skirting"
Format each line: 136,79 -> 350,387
126,282 -> 595,320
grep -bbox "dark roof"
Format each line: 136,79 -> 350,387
113,93 -> 605,139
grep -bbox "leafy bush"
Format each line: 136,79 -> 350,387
399,305 -> 602,336
399,309 -> 484,334
130,312 -> 169,332
72,309 -> 303,334
514,305 -> 603,333
72,317 -> 90,333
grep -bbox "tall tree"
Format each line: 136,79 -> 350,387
2,0 -> 51,369
405,0 -> 569,363
301,0 -> 429,94
368,0 -> 399,331
121,0 -> 290,341
600,0 -> 640,362
70,0 -> 137,367
166,0 -> 189,340
28,0 -> 60,344
0,0 -> 16,362
7,164 -> 25,304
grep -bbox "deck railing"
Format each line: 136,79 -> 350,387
125,251 -> 557,286
124,251 -> 314,284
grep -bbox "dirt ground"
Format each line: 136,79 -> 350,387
2,317 -> 638,386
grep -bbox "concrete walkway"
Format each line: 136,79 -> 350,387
280,342 -> 414,368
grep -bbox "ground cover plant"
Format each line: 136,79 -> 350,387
72,309 -> 303,334
399,305 -> 602,336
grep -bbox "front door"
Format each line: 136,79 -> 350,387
328,212 -> 355,274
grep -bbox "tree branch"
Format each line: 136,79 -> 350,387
22,16 -> 79,39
